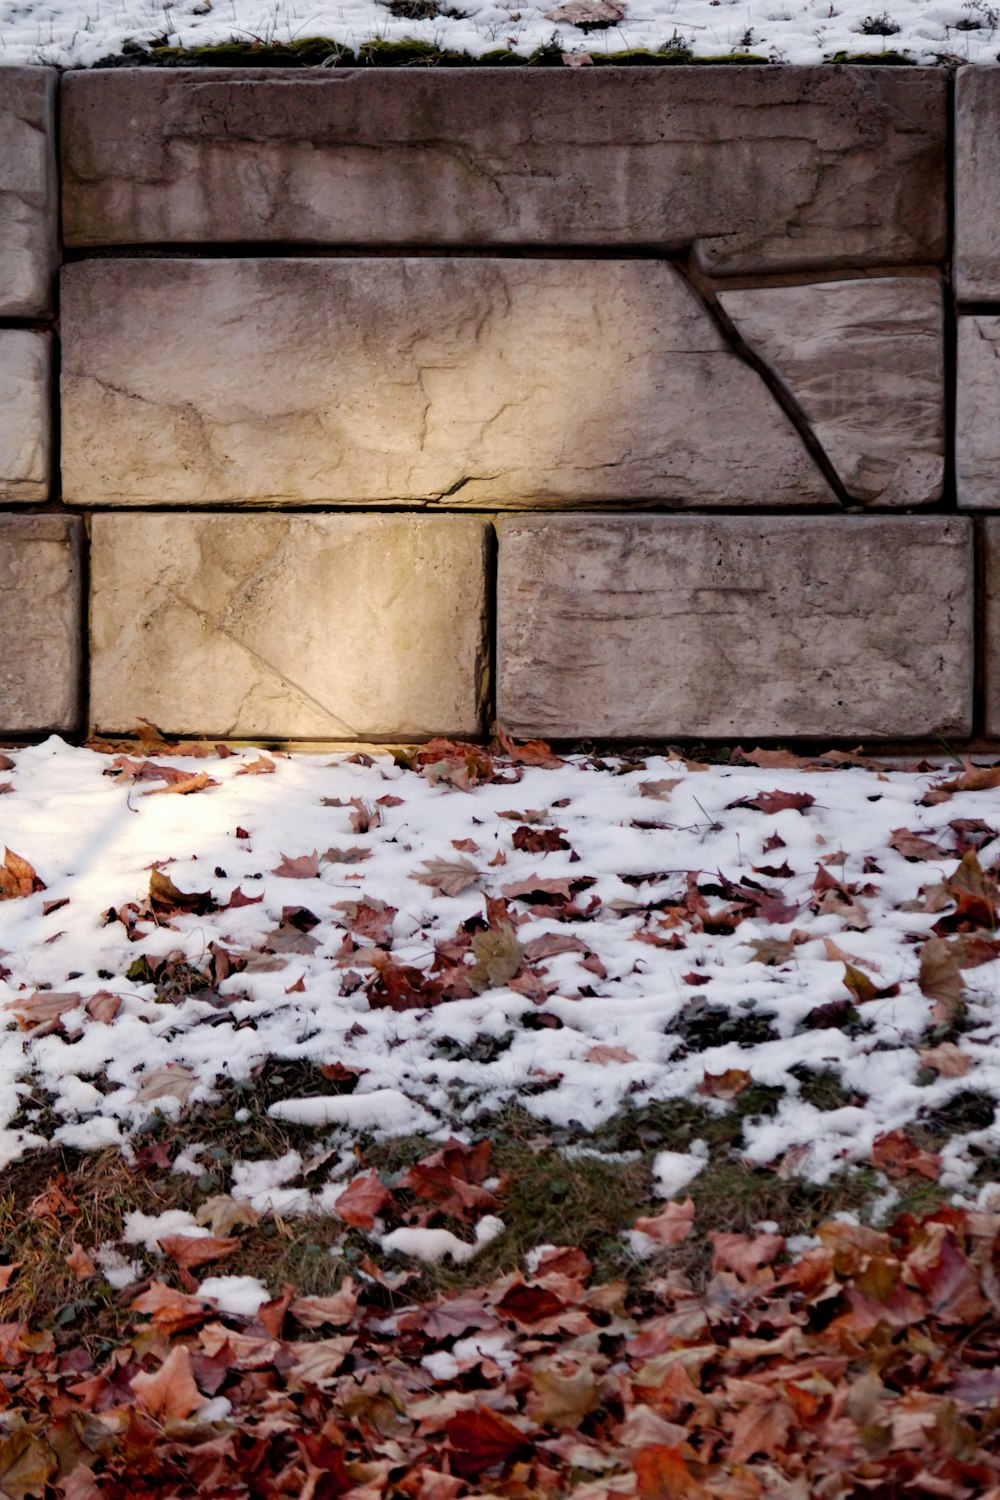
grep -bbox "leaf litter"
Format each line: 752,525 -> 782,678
1,739 -> 1000,1487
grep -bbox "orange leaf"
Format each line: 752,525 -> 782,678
333,1172 -> 393,1230
871,1130 -> 942,1180
633,1444 -> 708,1499
633,1199 -> 695,1247
158,1234 -> 239,1269
130,1344 -> 204,1421
0,849 -> 45,900
235,754 -> 276,776
141,772 -> 218,797
65,1244 -> 96,1281
696,1067 -> 751,1100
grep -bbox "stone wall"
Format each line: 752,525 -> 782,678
0,63 -> 996,743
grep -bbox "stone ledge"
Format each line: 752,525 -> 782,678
0,69 -> 58,318
61,67 -> 947,273
496,514 -> 972,741
955,68 -> 1000,303
89,513 -> 489,739
0,515 -> 82,735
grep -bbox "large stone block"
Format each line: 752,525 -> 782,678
957,317 -> 1000,509
955,68 -> 1000,302
0,69 -> 57,317
61,68 -> 946,275
982,521 -> 1000,736
61,257 -> 835,509
497,515 -> 971,740
0,516 -> 82,734
89,513 -> 488,739
0,332 -> 51,503
719,278 -> 944,508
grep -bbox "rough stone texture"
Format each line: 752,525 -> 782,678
89,513 -> 488,739
956,317 -> 1000,509
0,332 -> 51,503
61,257 -> 836,509
719,278 -> 944,508
0,516 -> 82,734
982,520 -> 1000,736
497,515 -> 971,740
61,68 -> 947,276
0,69 -> 57,318
955,68 -> 1000,302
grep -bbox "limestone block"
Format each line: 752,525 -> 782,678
61,68 -> 946,275
0,332 -> 51,503
719,278 -> 944,508
981,521 -> 1000,735
0,516 -> 82,734
89,513 -> 488,739
0,69 -> 57,317
955,68 -> 1000,301
497,515 -> 971,740
61,257 -> 835,509
956,317 -> 1000,509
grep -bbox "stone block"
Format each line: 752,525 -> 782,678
0,332 -> 51,503
61,68 -> 946,275
981,520 -> 1000,736
497,515 -> 971,740
719,278 -> 944,508
61,257 -> 835,508
0,516 -> 82,734
0,69 -> 57,317
89,513 -> 488,739
955,67 -> 1000,301
956,317 -> 1000,509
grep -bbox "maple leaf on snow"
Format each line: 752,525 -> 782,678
271,850 -> 320,879
0,849 -> 44,900
412,856 -> 481,898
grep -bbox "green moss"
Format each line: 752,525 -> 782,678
148,36 -> 355,65
356,38 -> 474,62
827,48 -> 915,62
694,51 -> 771,62
478,47 -> 529,63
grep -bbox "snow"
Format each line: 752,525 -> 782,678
2,736 -> 1000,1217
196,1275 -> 271,1314
652,1145 -> 708,1196
0,0 -> 996,70
381,1214 -> 506,1263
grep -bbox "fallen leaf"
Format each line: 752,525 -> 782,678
585,1044 -> 638,1066
133,1063 -> 197,1104
65,1244 -> 96,1281
149,868 -> 214,916
633,1445 -> 708,1500
918,1042 -> 969,1078
936,766 -> 1000,793
632,1199 -> 695,1247
842,962 -> 900,1004
729,791 -> 815,815
235,754 -> 275,776
501,875 -> 595,905
445,1406 -> 529,1479
696,1067 -> 751,1100
334,1172 -> 393,1229
710,1231 -> 785,1279
918,936 -> 965,1024
0,849 -> 45,900
158,1234 -> 240,1269
130,1344 -> 204,1421
141,772 -> 218,797
412,857 -> 481,898
469,923 -> 524,993
0,1430 -> 58,1500
291,1281 -> 360,1329
888,828 -> 949,861
638,779 -> 683,800
871,1129 -> 942,1180
225,884 -> 265,908
512,824 -> 570,853
196,1195 -> 260,1235
271,851 -> 320,879
746,936 -> 796,966
322,845 -> 372,865
349,798 -> 380,834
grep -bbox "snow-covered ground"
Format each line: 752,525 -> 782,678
0,0 -> 997,70
1,736 -> 999,1226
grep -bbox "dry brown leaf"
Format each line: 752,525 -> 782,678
918,936 -> 965,1025
633,1199 -> 695,1246
918,1042 -> 970,1078
65,1244 -> 96,1281
0,849 -> 44,900
271,851 -> 321,879
235,754 -> 276,776
412,857 -> 481,898
133,1063 -> 197,1104
696,1067 -> 751,1100
638,779 -> 682,801
141,772 -> 218,797
195,1195 -> 260,1236
585,1044 -> 638,1066
130,1344 -> 205,1421
158,1233 -> 240,1269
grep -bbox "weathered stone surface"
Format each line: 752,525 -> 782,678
981,521 -> 1000,736
955,68 -> 1000,301
61,68 -> 947,275
61,257 -> 836,509
89,513 -> 488,739
0,69 -> 57,317
0,332 -> 51,503
956,317 -> 1000,509
497,515 -> 971,740
0,516 -> 82,734
719,278 -> 944,508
